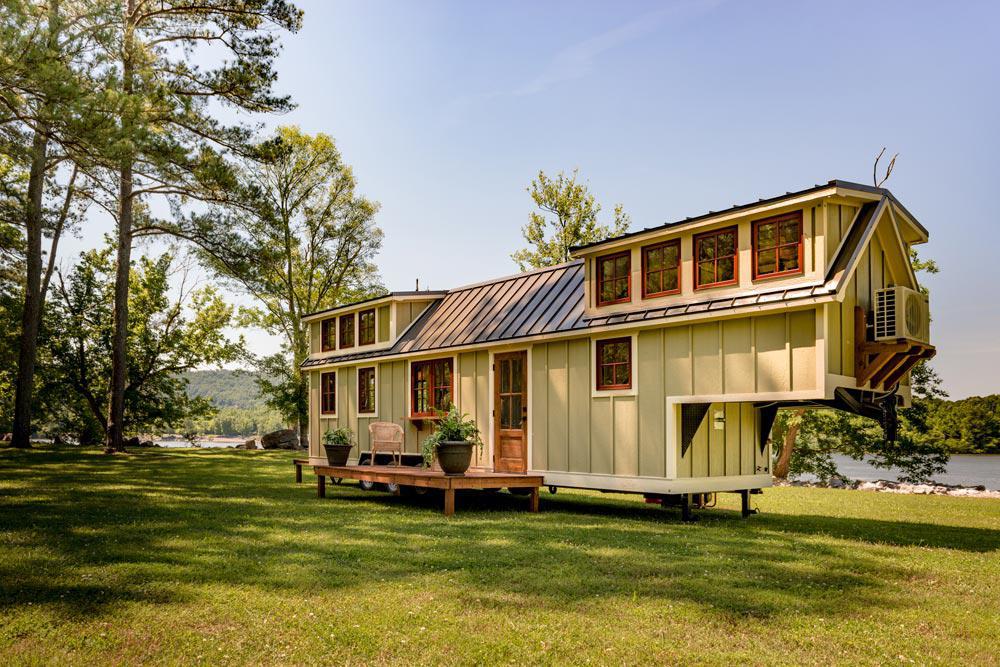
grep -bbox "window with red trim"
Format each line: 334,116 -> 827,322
320,371 -> 336,414
358,367 -> 376,414
339,314 -> 354,348
694,226 -> 738,289
411,358 -> 453,417
753,212 -> 802,279
596,337 -> 632,390
642,239 -> 681,298
321,319 -> 336,352
596,251 -> 631,306
358,309 -> 376,346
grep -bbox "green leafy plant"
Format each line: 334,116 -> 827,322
323,427 -> 353,447
421,406 -> 483,466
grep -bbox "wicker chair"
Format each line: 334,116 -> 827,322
368,421 -> 404,467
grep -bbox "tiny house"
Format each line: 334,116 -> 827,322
301,180 -> 934,501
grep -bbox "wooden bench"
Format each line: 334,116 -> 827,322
312,464 -> 543,516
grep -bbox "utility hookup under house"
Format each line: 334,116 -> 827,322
300,179 -> 935,516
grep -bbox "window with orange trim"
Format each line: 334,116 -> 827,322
753,212 -> 803,279
358,367 -> 376,414
411,358 -> 453,417
596,337 -> 632,390
694,226 -> 738,289
642,239 -> 681,298
320,372 -> 336,414
358,309 -> 376,345
339,314 -> 354,348
596,250 -> 631,306
321,319 -> 336,352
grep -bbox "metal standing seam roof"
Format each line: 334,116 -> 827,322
300,261 -> 838,368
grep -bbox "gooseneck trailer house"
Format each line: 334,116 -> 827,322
300,180 -> 934,517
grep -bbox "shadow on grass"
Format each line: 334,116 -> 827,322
1,445 -> 997,623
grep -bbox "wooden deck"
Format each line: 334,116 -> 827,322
311,464 -> 544,516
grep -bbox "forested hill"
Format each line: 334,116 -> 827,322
182,370 -> 264,408
180,370 -> 283,436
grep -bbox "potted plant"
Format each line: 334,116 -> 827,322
421,405 -> 483,475
322,427 -> 354,466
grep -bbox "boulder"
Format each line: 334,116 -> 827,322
240,438 -> 259,450
123,436 -> 142,449
261,429 -> 299,450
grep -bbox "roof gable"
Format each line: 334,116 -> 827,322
826,196 -> 919,297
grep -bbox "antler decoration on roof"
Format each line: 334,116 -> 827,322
873,147 -> 899,188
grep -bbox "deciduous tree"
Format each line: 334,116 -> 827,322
512,169 -> 630,271
197,126 -> 385,446
41,244 -> 244,442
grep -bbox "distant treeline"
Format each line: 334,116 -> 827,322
925,396 -> 1000,454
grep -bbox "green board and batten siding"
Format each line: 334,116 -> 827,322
529,309 -> 817,479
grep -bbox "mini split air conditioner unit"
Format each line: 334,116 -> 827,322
873,286 -> 930,344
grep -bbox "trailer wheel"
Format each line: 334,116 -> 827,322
331,477 -> 342,485
386,483 -> 400,494
548,486 -> 558,494
359,479 -> 376,491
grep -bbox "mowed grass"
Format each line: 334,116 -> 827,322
1,447 -> 998,666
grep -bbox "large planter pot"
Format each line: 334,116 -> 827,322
436,440 -> 474,476
323,443 -> 352,466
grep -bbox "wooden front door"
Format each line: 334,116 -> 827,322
494,351 -> 527,473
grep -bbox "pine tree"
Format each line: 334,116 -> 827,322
84,0 -> 303,451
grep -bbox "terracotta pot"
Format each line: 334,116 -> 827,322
323,443 -> 352,466
436,440 -> 473,475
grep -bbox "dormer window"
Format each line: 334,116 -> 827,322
321,318 -> 336,352
339,314 -> 354,348
695,226 -> 738,289
642,239 -> 680,298
596,250 -> 631,306
359,308 -> 376,346
753,211 -> 803,279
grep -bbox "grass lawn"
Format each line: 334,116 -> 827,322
1,447 -> 998,665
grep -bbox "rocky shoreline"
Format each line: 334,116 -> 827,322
775,478 -> 1000,499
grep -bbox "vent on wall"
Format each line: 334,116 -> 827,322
874,286 -> 930,344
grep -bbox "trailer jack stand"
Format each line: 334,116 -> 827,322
681,494 -> 698,522
740,490 -> 758,519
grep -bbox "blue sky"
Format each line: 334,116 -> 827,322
70,0 -> 1000,397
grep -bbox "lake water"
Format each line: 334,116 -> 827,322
804,454 -> 1000,489
155,439 -> 242,449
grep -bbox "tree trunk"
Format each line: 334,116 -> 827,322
774,409 -> 806,480
106,3 -> 135,453
10,127 -> 50,449
106,160 -> 133,453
